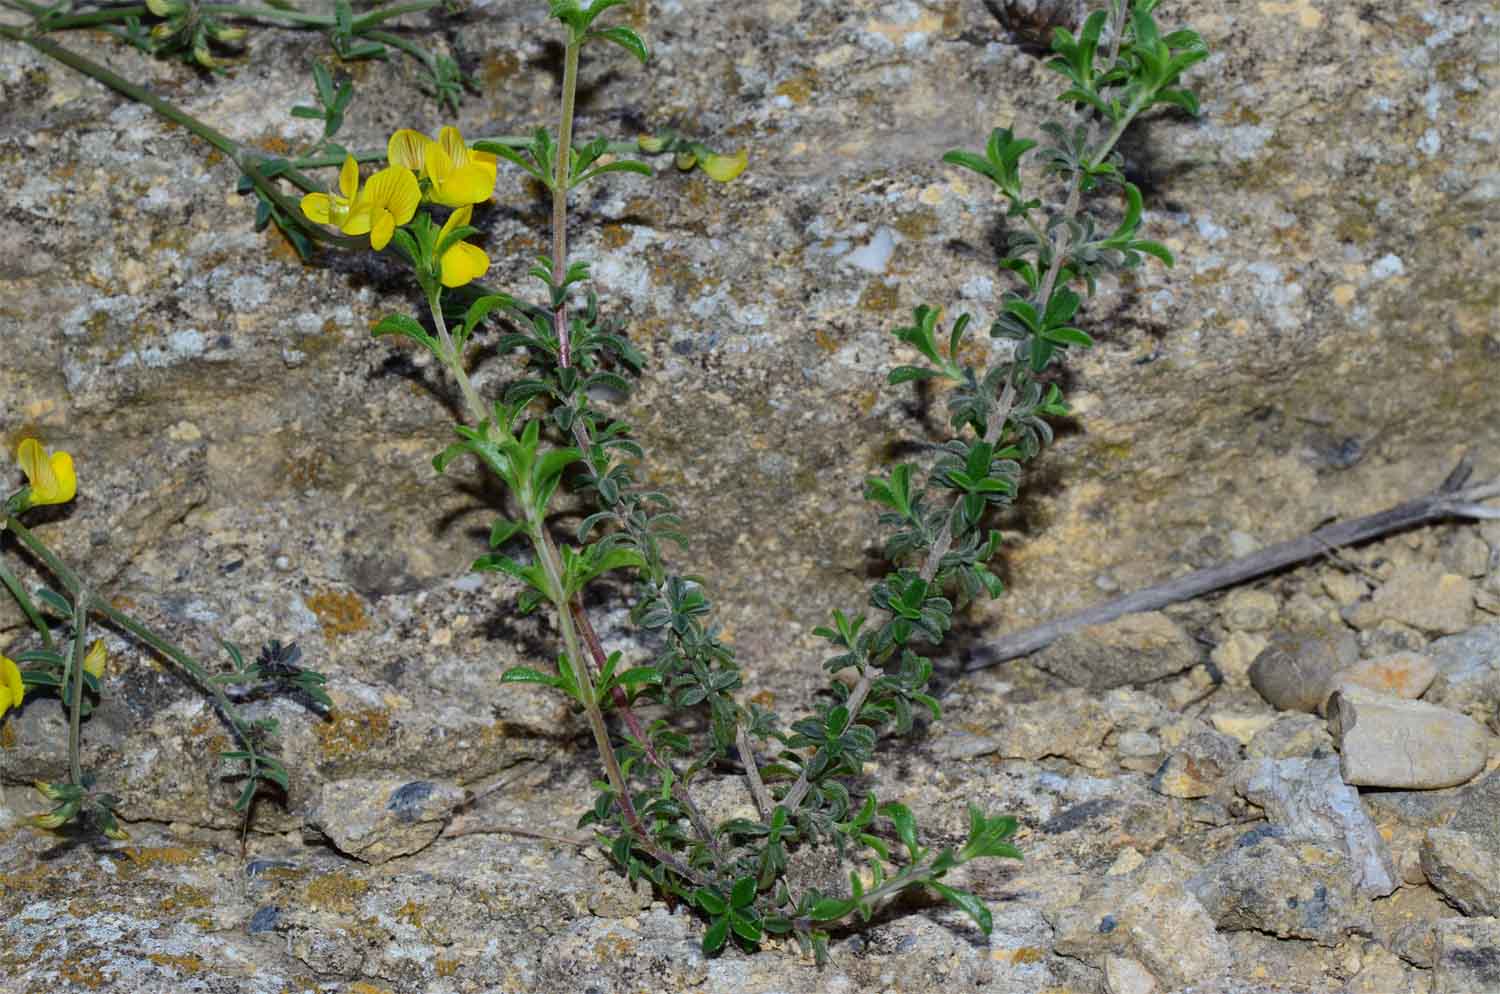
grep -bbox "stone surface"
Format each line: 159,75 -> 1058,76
1235,756 -> 1398,897
1050,852 -> 1231,990
1342,943 -> 1431,994
1327,685 -> 1489,789
305,776 -> 467,864
1346,565 -> 1476,636
1188,832 -> 1371,945
1331,651 -> 1438,704
1034,610 -> 1200,689
1247,712 -> 1336,760
1248,628 -> 1360,713
1423,624 -> 1500,730
1434,917 -> 1500,994
1220,589 -> 1280,633
1422,828 -> 1500,917
1150,728 -> 1241,799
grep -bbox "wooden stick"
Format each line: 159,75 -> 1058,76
965,455 -> 1500,671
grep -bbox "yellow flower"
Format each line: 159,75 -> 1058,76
388,127 -> 497,208
0,655 -> 24,721
343,166 -> 421,251
700,148 -> 748,183
16,438 -> 76,507
438,205 -> 490,288
300,156 -> 362,228
84,640 -> 108,679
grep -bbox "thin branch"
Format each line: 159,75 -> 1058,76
966,456 -> 1500,670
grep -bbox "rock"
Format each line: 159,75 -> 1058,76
1342,942 -> 1431,994
1346,564 -> 1475,635
1248,628 -> 1360,713
1330,651 -> 1438,703
1422,828 -> 1500,917
1247,713 -> 1336,760
306,777 -> 467,864
977,694 -> 1115,769
1035,611 -> 1199,690
1209,711 -> 1277,746
1188,832 -> 1371,945
1434,917 -> 1500,994
1235,756 -> 1398,897
1050,852 -> 1231,989
1210,631 -> 1269,685
1322,570 -> 1370,608
1327,686 -> 1488,789
1150,730 -> 1241,799
1423,624 -> 1500,730
1442,529 -> 1492,578
1220,589 -> 1279,633
1104,955 -> 1159,994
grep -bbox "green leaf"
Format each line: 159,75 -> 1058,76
694,887 -> 727,917
588,25 -> 648,64
702,915 -> 729,954
730,875 -> 757,909
1040,326 -> 1093,348
880,801 -> 919,857
808,897 -> 857,921
372,314 -> 438,353
888,365 -> 942,385
489,518 -> 524,548
929,882 -> 993,935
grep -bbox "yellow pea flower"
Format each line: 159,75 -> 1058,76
84,640 -> 108,679
388,126 -> 497,208
300,156 -> 362,228
438,205 -> 490,288
16,438 -> 76,507
700,148 -> 749,183
0,654 -> 24,721
343,166 -> 421,251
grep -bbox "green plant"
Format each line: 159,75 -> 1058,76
0,0 -> 1208,964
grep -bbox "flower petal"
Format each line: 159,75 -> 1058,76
301,192 -> 334,224
438,126 -> 470,168
371,210 -> 396,251
435,164 -> 495,207
43,452 -> 76,505
16,439 -> 75,506
0,655 -> 23,714
423,141 -> 455,187
340,206 -> 373,236
386,168 -> 420,224
338,155 -> 361,200
440,242 -> 490,288
387,130 -> 429,171
438,204 -> 474,243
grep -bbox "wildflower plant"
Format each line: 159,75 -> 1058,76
1,440 -> 331,839
0,0 -> 1209,965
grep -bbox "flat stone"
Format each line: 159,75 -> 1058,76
1434,917 -> 1500,994
306,777 -> 467,864
1188,833 -> 1371,945
1235,756 -> 1397,897
1034,611 -> 1200,690
1343,943 -> 1432,994
1104,955 -> 1159,994
1210,631 -> 1269,685
1346,565 -> 1475,635
1209,711 -> 1277,746
1327,686 -> 1488,789
1329,651 -> 1437,705
1248,628 -> 1360,713
1422,828 -> 1500,917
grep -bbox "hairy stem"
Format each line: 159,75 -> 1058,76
552,36 -> 580,368
66,592 -> 88,786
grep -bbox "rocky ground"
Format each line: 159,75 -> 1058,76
1,0 -> 1498,991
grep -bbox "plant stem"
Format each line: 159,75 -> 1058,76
737,725 -> 774,821
778,381 -> 1018,816
551,35 -> 580,368
66,591 -> 88,786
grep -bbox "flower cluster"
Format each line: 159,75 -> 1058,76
300,126 -> 493,287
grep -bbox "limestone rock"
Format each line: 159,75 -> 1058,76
1330,651 -> 1437,704
1050,853 -> 1230,989
1327,686 -> 1488,789
1219,589 -> 1279,633
1235,756 -> 1397,897
1434,917 -> 1500,994
1346,565 -> 1475,635
306,777 -> 467,864
1246,712 -> 1336,760
1035,611 -> 1199,689
1421,828 -> 1500,917
1342,943 -> 1432,994
1150,729 -> 1241,799
1188,832 -> 1371,945
1248,628 -> 1360,713
1423,624 -> 1500,730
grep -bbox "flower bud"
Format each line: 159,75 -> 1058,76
145,0 -> 186,16
84,640 -> 108,680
